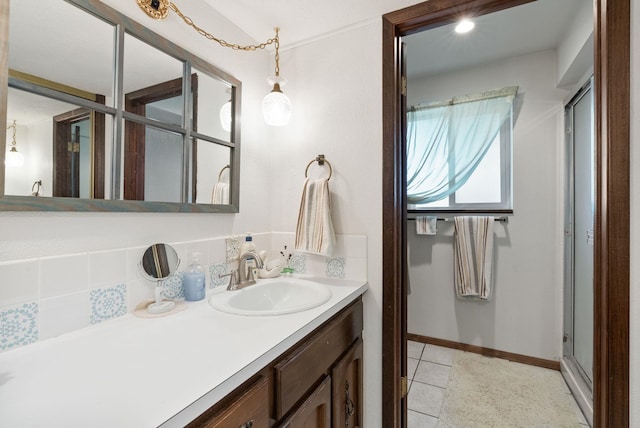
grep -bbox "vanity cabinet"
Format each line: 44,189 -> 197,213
279,376 -> 332,427
187,297 -> 363,427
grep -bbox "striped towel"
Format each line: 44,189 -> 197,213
416,216 -> 438,235
453,216 -> 494,300
295,178 -> 335,256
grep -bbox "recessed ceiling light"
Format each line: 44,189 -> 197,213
455,19 -> 475,34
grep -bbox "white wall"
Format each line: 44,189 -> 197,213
406,50 -> 569,361
268,21 -> 383,427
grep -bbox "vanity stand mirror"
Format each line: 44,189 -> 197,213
139,243 -> 180,314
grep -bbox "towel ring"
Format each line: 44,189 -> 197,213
217,165 -> 230,182
304,155 -> 332,180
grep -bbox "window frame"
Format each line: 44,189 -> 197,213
408,106 -> 513,217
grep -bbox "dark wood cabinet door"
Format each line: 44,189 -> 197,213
279,376 -> 331,428
187,376 -> 269,428
332,338 -> 363,428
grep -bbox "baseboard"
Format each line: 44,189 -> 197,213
407,333 -> 561,371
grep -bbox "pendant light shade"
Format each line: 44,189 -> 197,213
5,120 -> 24,167
263,80 -> 291,127
6,148 -> 24,167
219,100 -> 232,132
262,28 -> 291,126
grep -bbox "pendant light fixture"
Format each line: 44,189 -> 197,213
262,28 -> 292,126
5,120 -> 24,168
138,1 -> 292,127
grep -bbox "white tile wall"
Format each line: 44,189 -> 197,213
0,233 -> 367,353
0,259 -> 39,307
89,250 -> 127,288
39,292 -> 90,340
40,254 -> 89,298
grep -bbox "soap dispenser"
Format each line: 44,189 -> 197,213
239,233 -> 258,279
239,233 -> 257,256
183,252 -> 206,301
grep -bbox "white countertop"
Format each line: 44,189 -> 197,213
0,276 -> 367,428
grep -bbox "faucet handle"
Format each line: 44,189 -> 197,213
220,270 -> 239,290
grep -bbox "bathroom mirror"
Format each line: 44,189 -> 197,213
1,0 -> 241,212
140,243 -> 180,281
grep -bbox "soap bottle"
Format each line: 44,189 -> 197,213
183,252 -> 206,301
239,233 -> 257,256
239,234 -> 258,278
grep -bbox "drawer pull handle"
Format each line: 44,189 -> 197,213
345,381 -> 355,427
240,420 -> 254,428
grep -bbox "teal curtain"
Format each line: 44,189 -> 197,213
407,86 -> 517,205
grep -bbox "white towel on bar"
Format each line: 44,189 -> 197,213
416,216 -> 438,235
295,178 -> 335,256
211,182 -> 229,204
453,216 -> 494,300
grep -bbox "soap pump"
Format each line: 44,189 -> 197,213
183,252 -> 206,301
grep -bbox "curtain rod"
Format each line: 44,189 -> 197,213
410,86 -> 518,111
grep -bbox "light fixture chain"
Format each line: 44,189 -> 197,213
7,120 -> 16,147
274,28 -> 280,77
169,2 -> 277,51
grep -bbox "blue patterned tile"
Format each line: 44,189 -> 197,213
289,253 -> 306,274
326,257 -> 345,278
225,236 -> 241,263
162,273 -> 184,300
90,284 -> 127,324
0,302 -> 38,351
209,262 -> 229,288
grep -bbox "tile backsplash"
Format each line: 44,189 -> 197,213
0,232 -> 367,353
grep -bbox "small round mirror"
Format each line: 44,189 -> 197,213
139,243 -> 180,314
140,243 -> 180,281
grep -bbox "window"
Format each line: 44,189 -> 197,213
407,87 -> 515,214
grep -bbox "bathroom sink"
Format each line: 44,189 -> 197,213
209,277 -> 332,316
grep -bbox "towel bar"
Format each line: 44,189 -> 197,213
304,154 -> 333,180
217,164 -> 230,182
408,216 -> 509,223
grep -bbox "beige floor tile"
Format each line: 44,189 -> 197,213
414,360 -> 451,388
421,344 -> 457,366
408,357 -> 420,380
408,340 -> 425,359
408,410 -> 438,428
408,381 -> 444,417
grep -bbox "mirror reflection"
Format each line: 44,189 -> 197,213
140,243 -> 180,281
4,0 -> 240,212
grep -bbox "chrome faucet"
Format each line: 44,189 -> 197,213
238,252 -> 263,285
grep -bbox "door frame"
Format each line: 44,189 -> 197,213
381,1 -> 630,427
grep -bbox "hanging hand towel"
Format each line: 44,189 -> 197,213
453,216 -> 494,300
295,178 -> 336,256
211,182 -> 229,204
416,216 -> 438,235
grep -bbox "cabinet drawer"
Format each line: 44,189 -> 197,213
274,299 -> 363,418
187,376 -> 270,428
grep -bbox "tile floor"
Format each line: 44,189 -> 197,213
407,340 -> 590,427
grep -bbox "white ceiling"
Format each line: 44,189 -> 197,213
404,0 -> 587,78
206,0 -> 589,78
202,0 -> 424,47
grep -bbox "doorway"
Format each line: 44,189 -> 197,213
52,103 -> 105,199
381,1 -> 629,427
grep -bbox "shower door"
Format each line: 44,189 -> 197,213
563,78 -> 594,421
